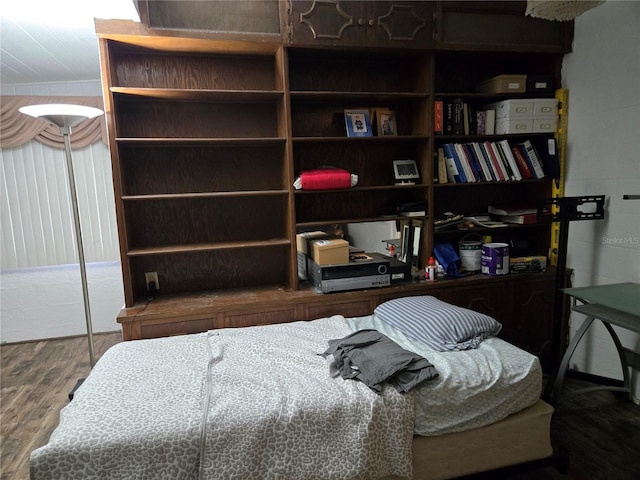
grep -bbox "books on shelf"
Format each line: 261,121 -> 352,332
482,141 -> 507,181
485,110 -> 496,135
476,110 -> 486,135
497,139 -> 522,181
475,109 -> 495,135
442,143 -> 465,183
434,98 -> 444,135
487,203 -> 538,216
438,97 -> 497,137
397,200 -> 427,217
499,212 -> 539,225
516,140 -> 546,179
463,216 -> 508,228
511,144 -> 534,179
439,139 -> 549,184
453,97 -> 464,135
434,212 -> 464,231
454,143 -> 476,182
437,147 -> 449,184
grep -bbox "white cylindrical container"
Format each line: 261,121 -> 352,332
459,235 -> 482,272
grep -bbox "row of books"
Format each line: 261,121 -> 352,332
434,98 -> 496,136
436,139 -> 545,184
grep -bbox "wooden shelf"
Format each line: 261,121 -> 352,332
112,87 -> 284,102
292,136 -> 429,143
127,238 -> 291,256
116,137 -> 286,146
122,190 -> 289,201
434,178 -> 551,188
294,184 -> 428,194
296,215 -> 425,228
290,91 -> 429,101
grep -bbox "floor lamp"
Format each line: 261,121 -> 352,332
19,104 -> 104,369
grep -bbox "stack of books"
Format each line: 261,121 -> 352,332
487,204 -> 541,224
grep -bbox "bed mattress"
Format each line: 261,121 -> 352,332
347,314 -> 542,436
30,314 -> 542,480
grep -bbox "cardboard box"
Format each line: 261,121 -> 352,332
296,231 -> 331,279
510,255 -> 547,273
476,75 -> 527,94
311,239 -> 349,266
296,231 -> 329,255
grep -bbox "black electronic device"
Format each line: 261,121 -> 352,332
307,256 -> 390,293
368,253 -> 411,284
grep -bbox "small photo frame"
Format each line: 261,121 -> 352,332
344,109 -> 373,137
393,159 -> 420,182
375,109 -> 397,136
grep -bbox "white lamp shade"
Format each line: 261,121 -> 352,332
19,103 -> 104,128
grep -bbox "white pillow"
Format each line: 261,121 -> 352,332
374,296 -> 502,351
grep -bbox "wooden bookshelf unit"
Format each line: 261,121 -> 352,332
97,1 -> 573,370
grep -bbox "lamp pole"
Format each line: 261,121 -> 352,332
60,124 -> 96,367
19,104 -> 104,368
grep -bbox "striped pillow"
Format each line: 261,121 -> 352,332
374,296 -> 502,351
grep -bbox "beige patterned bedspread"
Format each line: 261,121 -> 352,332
30,316 -> 414,480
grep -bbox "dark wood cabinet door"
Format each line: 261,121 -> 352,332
137,0 -> 283,39
435,1 -> 574,53
289,1 -> 433,48
512,276 -> 556,369
445,282 -> 509,335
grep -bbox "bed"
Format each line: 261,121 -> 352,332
30,296 -> 554,480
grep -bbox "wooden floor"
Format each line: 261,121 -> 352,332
2,332 -> 639,480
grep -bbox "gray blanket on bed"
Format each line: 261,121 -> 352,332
322,329 -> 438,393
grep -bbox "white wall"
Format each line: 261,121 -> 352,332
1,262 -> 123,341
562,0 -> 640,402
1,80 -> 123,343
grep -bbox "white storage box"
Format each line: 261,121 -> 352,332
532,99 -> 558,117
486,99 -> 534,119
495,116 -> 533,134
531,116 -> 557,133
495,115 -> 557,134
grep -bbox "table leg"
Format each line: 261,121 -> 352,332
600,321 -> 631,399
548,315 -> 596,407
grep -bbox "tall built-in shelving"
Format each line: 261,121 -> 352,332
431,52 -> 562,257
100,38 -> 291,307
97,7 -> 573,365
287,48 -> 433,264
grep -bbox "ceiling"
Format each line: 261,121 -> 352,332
0,0 -> 139,86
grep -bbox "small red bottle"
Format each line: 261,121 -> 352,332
426,256 -> 437,281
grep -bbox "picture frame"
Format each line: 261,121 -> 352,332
344,109 -> 373,137
393,159 -> 420,183
374,108 -> 397,136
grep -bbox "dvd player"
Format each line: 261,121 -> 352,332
308,255 -> 390,293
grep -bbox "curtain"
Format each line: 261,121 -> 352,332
526,1 -> 605,21
0,96 -> 107,149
